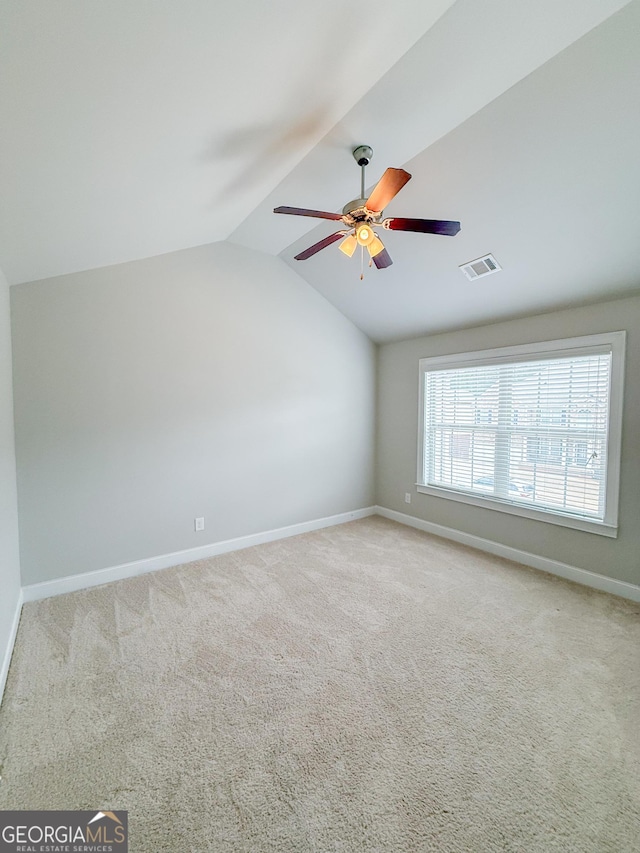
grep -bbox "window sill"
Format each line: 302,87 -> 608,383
415,484 -> 618,538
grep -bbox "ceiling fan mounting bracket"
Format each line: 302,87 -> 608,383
352,145 -> 373,166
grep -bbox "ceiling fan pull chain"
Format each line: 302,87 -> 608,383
360,245 -> 364,281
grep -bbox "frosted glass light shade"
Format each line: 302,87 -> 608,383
339,235 -> 357,257
367,235 -> 385,257
356,224 -> 375,246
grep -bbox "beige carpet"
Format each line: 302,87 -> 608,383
1,516 -> 639,851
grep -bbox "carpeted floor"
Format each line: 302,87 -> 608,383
1,516 -> 639,852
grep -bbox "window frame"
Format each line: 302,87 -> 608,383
416,331 -> 626,538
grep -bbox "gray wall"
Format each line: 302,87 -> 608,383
0,265 -> 21,685
376,295 -> 640,586
11,242 -> 376,585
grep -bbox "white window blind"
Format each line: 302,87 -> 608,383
417,333 -> 625,535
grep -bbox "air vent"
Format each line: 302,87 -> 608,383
459,254 -> 502,280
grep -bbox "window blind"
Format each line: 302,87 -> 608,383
422,351 -> 612,521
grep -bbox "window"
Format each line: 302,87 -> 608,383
417,332 -> 625,537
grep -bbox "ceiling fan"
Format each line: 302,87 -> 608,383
274,145 -> 461,274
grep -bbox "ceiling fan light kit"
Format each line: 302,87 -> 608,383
274,145 -> 461,274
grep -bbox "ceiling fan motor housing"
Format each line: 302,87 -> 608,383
342,198 -> 368,216
341,198 -> 382,227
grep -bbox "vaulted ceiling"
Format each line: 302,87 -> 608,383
1,0 -> 638,342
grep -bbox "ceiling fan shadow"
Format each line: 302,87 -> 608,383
201,106 -> 333,204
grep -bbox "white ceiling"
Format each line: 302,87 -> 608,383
1,0 -> 638,343
0,0 -> 455,283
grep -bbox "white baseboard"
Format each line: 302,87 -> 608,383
22,507 -> 377,603
0,588 -> 24,705
376,506 -> 640,602
18,503 -> 640,606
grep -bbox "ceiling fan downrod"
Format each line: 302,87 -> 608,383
352,145 -> 373,200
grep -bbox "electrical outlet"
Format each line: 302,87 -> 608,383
405,493 -> 411,504
194,517 -> 205,532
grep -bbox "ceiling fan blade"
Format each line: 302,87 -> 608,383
373,248 -> 393,269
365,168 -> 412,213
294,231 -> 345,261
274,206 -> 343,221
385,217 -> 461,236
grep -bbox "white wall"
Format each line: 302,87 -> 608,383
11,242 -> 376,585
376,295 -> 640,586
0,265 -> 22,694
